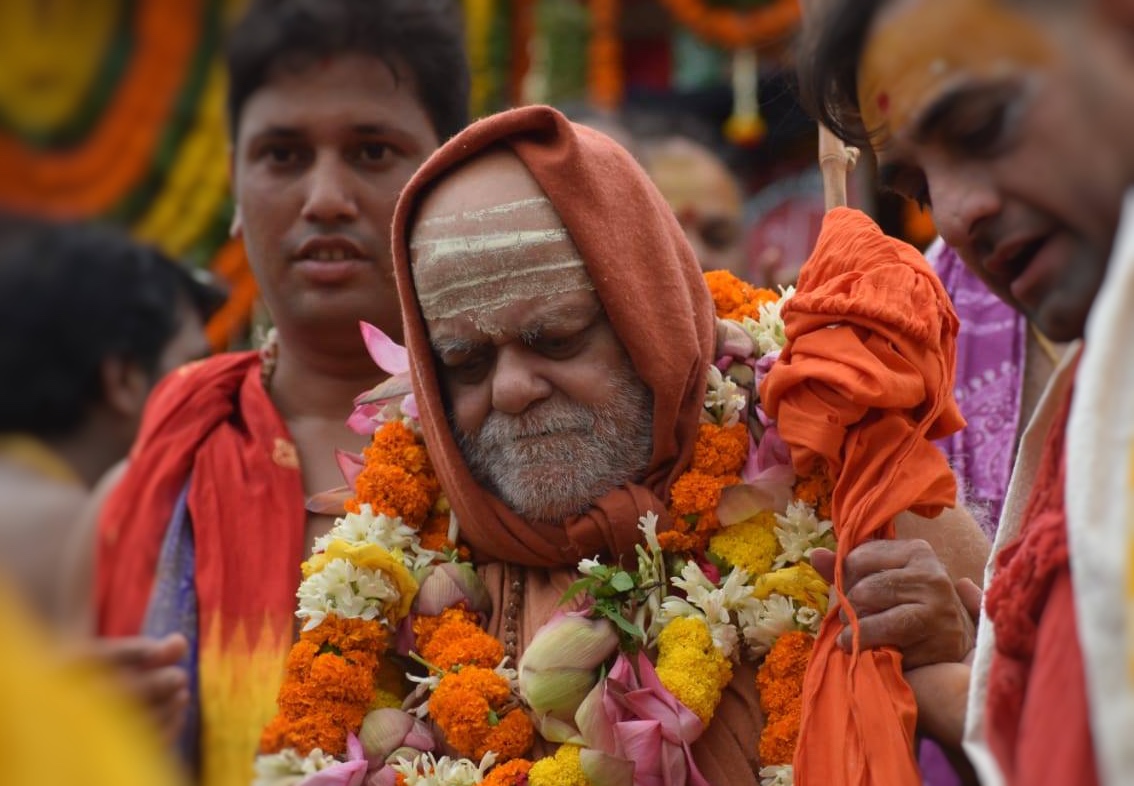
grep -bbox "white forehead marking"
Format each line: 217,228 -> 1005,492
415,197 -> 552,228
410,228 -> 571,258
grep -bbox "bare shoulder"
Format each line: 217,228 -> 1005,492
56,460 -> 130,633
894,502 -> 991,587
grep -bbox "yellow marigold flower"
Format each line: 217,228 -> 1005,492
304,540 -> 419,623
655,617 -> 733,726
752,563 -> 829,615
708,511 -> 779,577
528,744 -> 590,786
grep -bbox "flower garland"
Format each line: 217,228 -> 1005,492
257,271 -> 834,786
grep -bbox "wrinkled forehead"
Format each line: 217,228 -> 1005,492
858,0 -> 1055,144
408,153 -> 594,329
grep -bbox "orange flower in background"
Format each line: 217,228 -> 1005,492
756,630 -> 814,766
692,422 -> 750,476
705,269 -> 779,322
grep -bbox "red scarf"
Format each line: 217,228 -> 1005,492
96,352 -> 306,786
983,367 -> 1098,785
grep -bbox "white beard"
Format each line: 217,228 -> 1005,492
457,365 -> 654,524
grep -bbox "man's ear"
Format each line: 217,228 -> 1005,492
100,356 -> 150,419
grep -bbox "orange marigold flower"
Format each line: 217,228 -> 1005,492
704,270 -> 779,322
483,758 -> 534,786
420,610 -> 504,670
414,608 -> 480,654
429,666 -> 513,758
658,529 -> 703,554
300,614 -> 388,653
793,468 -> 834,522
349,464 -> 436,527
669,470 -> 728,516
692,422 -> 750,476
755,631 -> 814,765
759,709 -> 802,766
479,708 -> 535,762
418,510 -> 462,554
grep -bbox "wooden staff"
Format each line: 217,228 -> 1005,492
798,0 -> 860,211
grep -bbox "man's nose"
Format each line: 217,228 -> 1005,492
490,345 -> 553,415
301,153 -> 359,224
927,164 -> 1001,252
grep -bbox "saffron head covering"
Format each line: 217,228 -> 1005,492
391,105 -> 715,567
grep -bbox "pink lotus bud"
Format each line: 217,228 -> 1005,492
412,562 -> 492,618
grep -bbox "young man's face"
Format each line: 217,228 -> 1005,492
232,53 -> 439,340
410,151 -> 654,524
859,0 -> 1132,341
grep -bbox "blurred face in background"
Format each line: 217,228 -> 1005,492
644,137 -> 747,279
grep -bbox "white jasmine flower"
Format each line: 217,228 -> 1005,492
639,511 -> 662,553
314,503 -> 419,554
742,286 -> 794,357
577,556 -> 604,576
773,500 -> 834,568
739,595 -> 798,657
760,764 -> 794,786
252,747 -> 338,786
796,605 -> 823,634
390,751 -> 496,786
295,558 -> 399,631
703,365 -> 747,427
662,563 -> 757,658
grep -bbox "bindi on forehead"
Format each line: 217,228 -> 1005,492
858,0 -> 1055,141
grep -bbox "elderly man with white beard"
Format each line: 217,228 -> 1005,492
386,105 -> 990,783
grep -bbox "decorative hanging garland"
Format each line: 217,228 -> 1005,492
587,0 -> 623,109
654,0 -> 800,49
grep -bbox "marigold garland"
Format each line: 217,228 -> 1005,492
756,631 -> 813,766
656,616 -> 733,726
708,510 -> 779,576
258,297 -> 837,785
429,666 -> 534,762
527,743 -> 589,786
705,269 -> 779,323
655,0 -> 801,49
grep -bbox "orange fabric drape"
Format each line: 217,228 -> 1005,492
761,207 -> 964,785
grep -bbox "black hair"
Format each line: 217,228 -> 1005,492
795,0 -> 890,148
225,0 -> 469,143
0,223 -> 193,438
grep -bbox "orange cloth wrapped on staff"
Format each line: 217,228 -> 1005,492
761,207 -> 965,786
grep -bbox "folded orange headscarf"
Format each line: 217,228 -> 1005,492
390,105 -> 715,568
761,208 -> 964,785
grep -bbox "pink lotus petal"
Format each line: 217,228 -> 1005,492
360,322 -> 409,375
579,748 -> 636,786
307,487 -> 352,516
347,404 -> 381,436
354,374 -> 414,406
336,449 -> 365,487
303,735 -> 367,786
401,393 -> 419,420
717,478 -> 795,525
